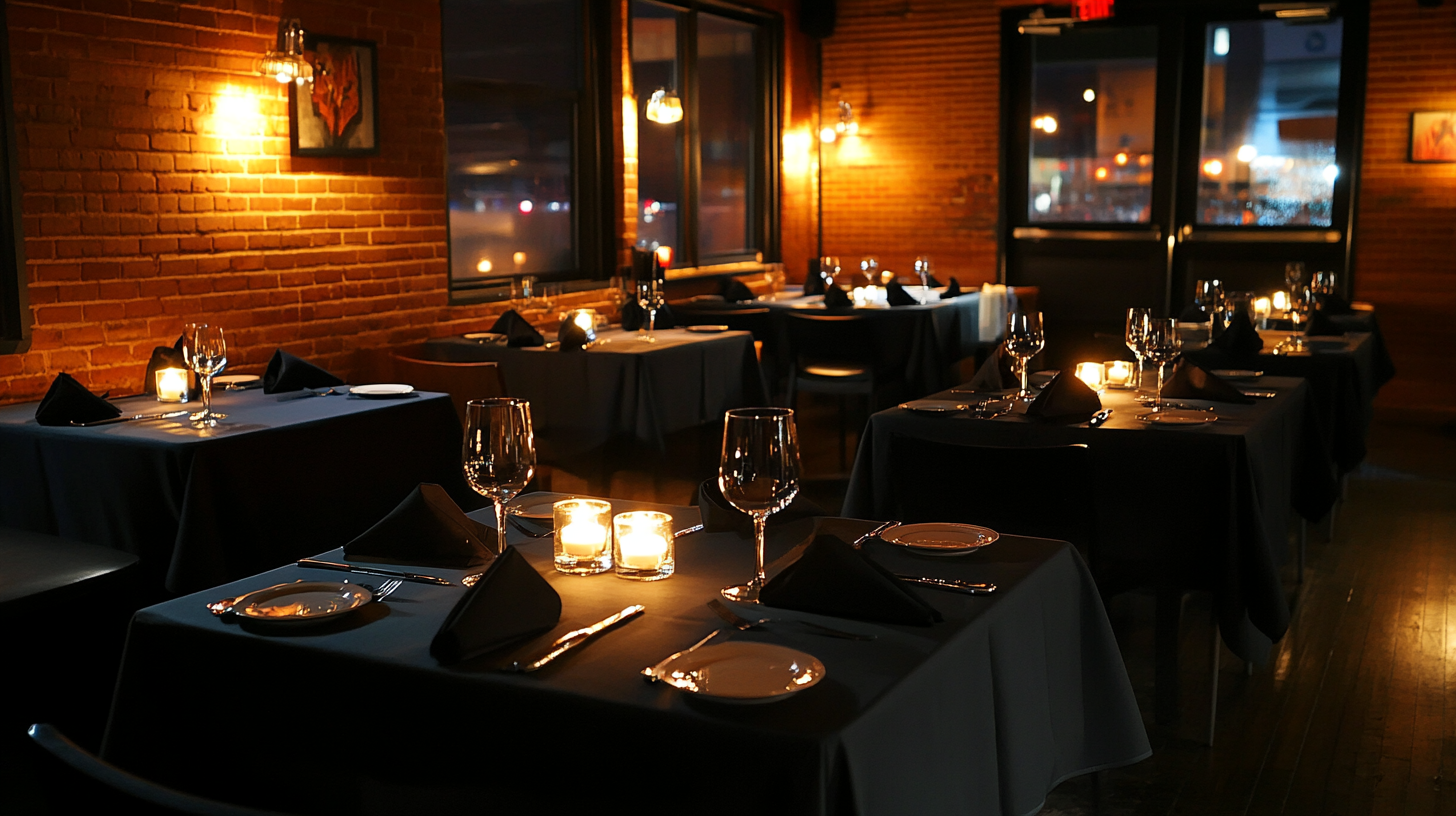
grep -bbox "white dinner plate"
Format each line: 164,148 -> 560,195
882,522 -> 999,555
508,494 -> 568,520
899,399 -> 969,414
349,384 -> 415,398
685,325 -> 730,333
213,374 -> 259,385
1137,409 -> 1219,425
656,642 -> 825,703
231,581 -> 372,624
464,332 -> 507,343
1211,369 -> 1263,380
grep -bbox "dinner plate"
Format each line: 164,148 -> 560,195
1137,409 -> 1218,425
231,581 -> 372,624
1211,369 -> 1263,380
882,522 -> 999,555
349,384 -> 415,398
899,399 -> 969,414
656,642 -> 825,703
508,494 -> 569,520
685,325 -> 730,333
213,374 -> 259,386
464,332 -> 507,343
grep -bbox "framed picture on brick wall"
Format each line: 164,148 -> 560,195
1409,111 -> 1456,163
290,35 -> 380,157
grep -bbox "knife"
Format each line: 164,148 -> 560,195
295,558 -> 453,586
509,605 -> 645,673
894,574 -> 998,595
1088,408 -> 1113,427
71,409 -> 191,427
673,524 -> 705,539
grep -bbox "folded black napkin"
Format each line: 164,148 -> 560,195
1209,311 -> 1264,358
620,298 -> 645,331
924,273 -> 943,288
142,335 -> 188,395
696,479 -> 823,536
1305,311 -> 1343,337
1316,292 -> 1355,316
430,546 -> 562,665
885,281 -> 918,307
489,309 -> 545,348
262,349 -> 344,394
557,313 -> 595,352
940,277 -> 962,299
822,285 -> 852,310
1177,304 -> 1210,323
964,346 -> 1014,391
803,260 -> 827,296
721,277 -> 755,303
344,483 -> 496,568
1025,371 -> 1102,420
35,373 -> 122,427
1161,359 -> 1254,404
760,534 -> 941,626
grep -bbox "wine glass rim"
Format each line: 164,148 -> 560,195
725,407 -> 794,420
466,397 -> 529,408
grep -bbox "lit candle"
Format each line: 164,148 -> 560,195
617,531 -> 668,570
559,520 -> 608,558
1253,297 -> 1272,328
1105,360 -> 1134,387
1272,290 -> 1289,311
155,368 -> 189,402
612,510 -> 675,581
1074,362 -> 1106,391
552,499 -> 613,575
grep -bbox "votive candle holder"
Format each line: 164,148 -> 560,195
612,511 -> 675,581
553,499 -> 613,575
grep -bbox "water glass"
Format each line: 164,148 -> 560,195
1142,318 -> 1182,412
1125,308 -> 1152,390
1004,311 -> 1046,401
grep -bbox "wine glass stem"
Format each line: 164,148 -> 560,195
1019,358 -> 1030,397
648,309 -> 656,337
201,375 -> 213,418
752,513 -> 768,588
1134,355 -> 1144,389
493,499 -> 508,555
1155,363 -> 1165,410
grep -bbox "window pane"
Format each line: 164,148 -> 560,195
1028,27 -> 1158,224
696,12 -> 757,258
632,1 -> 683,258
1196,19 -> 1342,227
441,0 -> 580,90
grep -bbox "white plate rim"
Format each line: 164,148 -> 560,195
658,642 -> 825,703
213,374 -> 259,384
509,494 -> 569,519
882,522 -> 999,555
1137,409 -> 1219,425
232,581 -> 372,624
349,383 -> 415,396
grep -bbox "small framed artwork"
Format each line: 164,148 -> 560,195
290,35 -> 379,157
1409,111 -> 1456,163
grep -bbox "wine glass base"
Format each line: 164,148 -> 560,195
636,334 -> 657,343
1013,389 -> 1038,402
189,411 -> 225,426
720,583 -> 762,604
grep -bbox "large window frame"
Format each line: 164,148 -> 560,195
0,1 -> 29,354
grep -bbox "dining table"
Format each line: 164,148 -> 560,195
101,495 -> 1151,816
0,387 -> 471,594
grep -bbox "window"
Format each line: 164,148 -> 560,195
631,0 -> 778,270
0,0 -> 26,354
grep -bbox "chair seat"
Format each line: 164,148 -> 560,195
802,363 -> 870,379
0,529 -> 138,607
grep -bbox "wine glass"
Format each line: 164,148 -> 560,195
913,256 -> 932,302
718,408 -> 801,603
859,256 -> 879,287
1003,311 -> 1046,401
818,256 -> 841,288
1286,284 -> 1314,352
182,324 -> 227,426
1142,318 -> 1182,412
463,398 -> 536,555
1284,261 -> 1306,308
637,279 -> 665,342
1312,269 -> 1337,297
1125,307 -> 1152,390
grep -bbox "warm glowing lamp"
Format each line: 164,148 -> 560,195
255,19 -> 313,86
654,245 -> 673,270
645,88 -> 683,124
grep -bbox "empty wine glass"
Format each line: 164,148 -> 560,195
818,256 -> 841,288
859,256 -> 879,287
913,256 -> 933,302
1284,261 -> 1306,307
182,323 -> 227,427
718,408 -> 801,604
1312,269 -> 1337,297
637,279 -> 665,342
463,398 -> 536,554
1142,318 -> 1182,412
1004,311 -> 1046,401
1125,307 -> 1152,390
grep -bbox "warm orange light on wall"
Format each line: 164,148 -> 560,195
209,86 -> 263,138
783,128 -> 812,179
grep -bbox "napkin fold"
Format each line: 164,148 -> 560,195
696,479 -> 823,536
822,285 -> 852,310
885,281 -> 918,307
964,346 -> 1014,391
941,277 -> 962,299
557,313 -> 595,352
142,335 -> 188,395
1305,311 -> 1343,337
924,273 -> 943,288
760,534 -> 941,626
262,349 -> 344,394
1209,311 -> 1264,358
720,277 -> 755,303
489,309 -> 545,348
1025,371 -> 1102,420
1161,360 -> 1254,404
430,546 -> 562,665
344,483 -> 496,568
34,373 -> 122,427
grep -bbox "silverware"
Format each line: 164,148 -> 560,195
852,520 -> 898,549
277,387 -> 341,402
225,380 -> 264,391
509,604 -> 645,673
71,409 -> 191,427
1240,390 -> 1277,399
1088,408 -> 1114,427
508,516 -> 554,538
673,524 -> 705,539
708,598 -> 874,640
295,558 -> 453,586
894,574 -> 997,595
641,630 -> 720,682
362,579 -> 403,602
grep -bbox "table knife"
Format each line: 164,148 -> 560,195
71,409 -> 191,427
508,605 -> 645,673
1088,408 -> 1113,427
673,524 -> 705,538
894,574 -> 998,595
295,558 -> 453,586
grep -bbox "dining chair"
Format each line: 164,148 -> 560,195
26,723 -> 291,815
675,305 -> 784,395
358,345 -> 508,427
784,311 -> 889,472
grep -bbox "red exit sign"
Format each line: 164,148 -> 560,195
1075,0 -> 1114,20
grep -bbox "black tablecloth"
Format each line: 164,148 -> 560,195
0,389 -> 469,594
103,498 -> 1149,816
425,328 -> 767,462
843,379 -> 1315,663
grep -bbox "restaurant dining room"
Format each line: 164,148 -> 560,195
0,0 -> 1452,813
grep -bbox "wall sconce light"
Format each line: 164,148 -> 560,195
819,89 -> 857,144
256,19 -> 313,85
645,88 -> 683,124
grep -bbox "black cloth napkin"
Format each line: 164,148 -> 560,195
696,479 -> 823,536
822,285 -> 852,310
940,277 -> 962,299
760,533 -> 941,626
344,484 -> 496,568
965,346 -> 1014,391
803,260 -> 827,296
1025,371 -> 1102,420
620,298 -> 677,331
1161,359 -> 1254,404
489,309 -> 545,348
1316,292 -> 1355,316
142,335 -> 188,395
721,277 -> 755,303
557,313 -> 595,352
1209,311 -> 1264,358
885,281 -> 918,307
1305,311 -> 1344,337
262,349 -> 344,394
35,373 -> 122,427
430,546 -> 562,665
924,273 -> 943,288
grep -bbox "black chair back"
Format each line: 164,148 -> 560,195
784,311 -> 878,370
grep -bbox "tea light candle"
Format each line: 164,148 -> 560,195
155,368 -> 189,402
1074,362 -> 1106,391
1253,297 -> 1272,328
1272,290 -> 1289,311
1105,360 -> 1135,388
553,499 -> 613,575
618,531 -> 667,569
612,511 -> 675,581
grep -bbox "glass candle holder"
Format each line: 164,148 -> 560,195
1074,362 -> 1107,392
612,511 -> 674,581
1104,360 -> 1136,389
553,499 -> 613,575
155,368 -> 191,403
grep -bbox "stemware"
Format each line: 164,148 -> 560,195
1312,269 -> 1337,297
636,279 -> 666,342
1003,311 -> 1046,401
718,408 -> 801,603
913,256 -> 933,302
1284,261 -> 1306,308
182,323 -> 228,426
1125,307 -> 1152,390
463,398 -> 537,555
859,256 -> 879,287
1142,318 -> 1182,412
818,256 -> 841,288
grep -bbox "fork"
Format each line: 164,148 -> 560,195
363,579 -> 403,602
708,598 -> 875,640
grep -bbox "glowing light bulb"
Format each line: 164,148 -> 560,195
476,259 -> 493,273
1237,144 -> 1258,162
1202,159 -> 1224,177
1083,88 -> 1096,102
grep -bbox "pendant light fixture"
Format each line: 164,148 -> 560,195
645,88 -> 683,124
256,19 -> 314,85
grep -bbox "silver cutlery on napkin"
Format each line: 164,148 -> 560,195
508,604 -> 645,673
642,630 -> 721,682
295,558 -> 453,586
895,574 -> 998,595
71,409 -> 191,427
